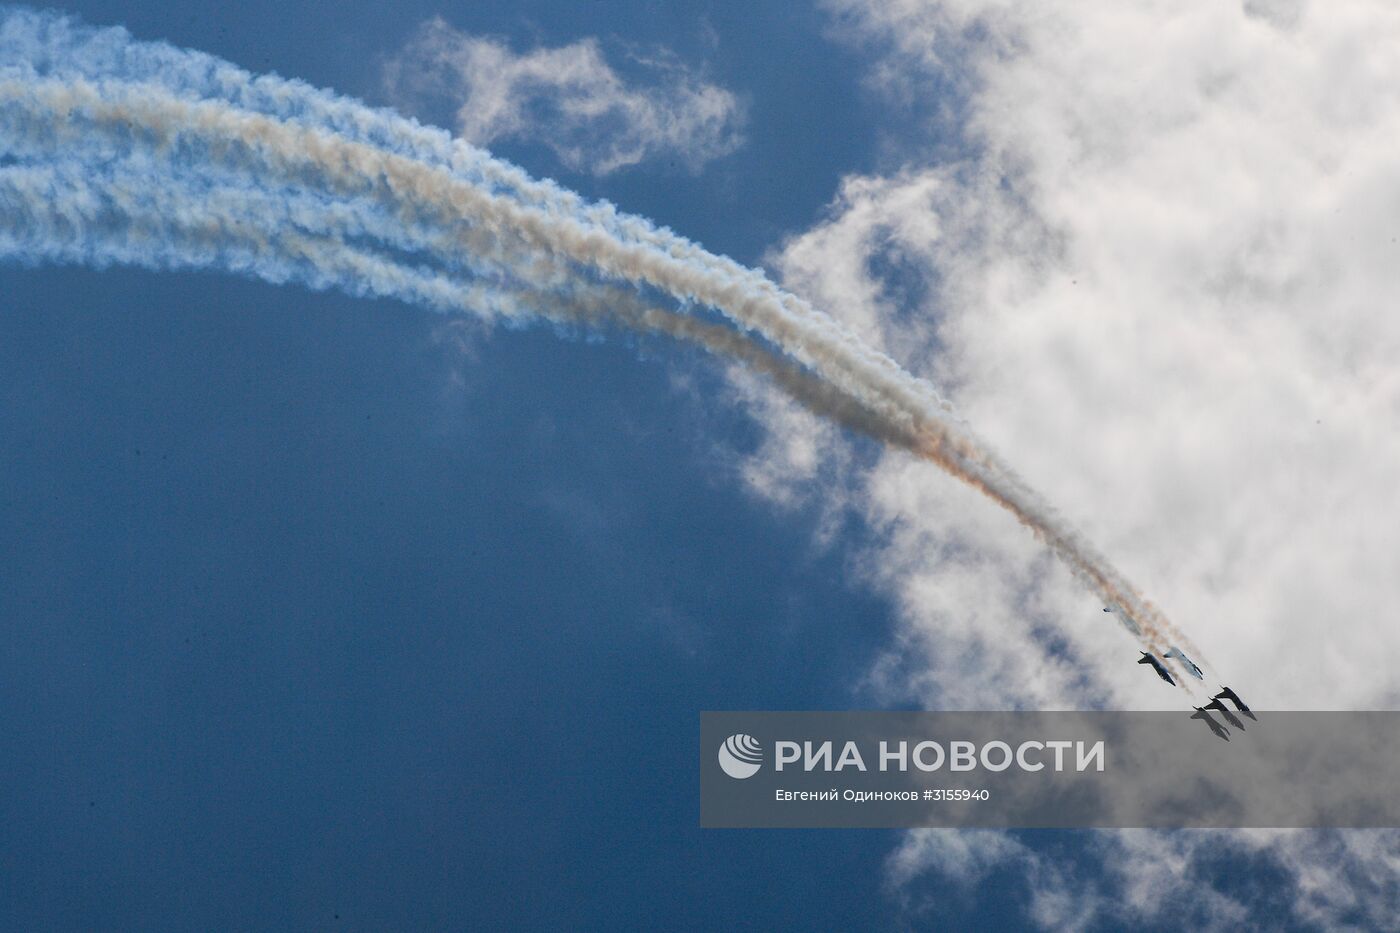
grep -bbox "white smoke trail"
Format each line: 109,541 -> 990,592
0,9 -> 1198,667
0,156 -> 922,452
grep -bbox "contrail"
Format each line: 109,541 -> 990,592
0,9 -> 1199,668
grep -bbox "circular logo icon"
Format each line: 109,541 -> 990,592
718,733 -> 763,779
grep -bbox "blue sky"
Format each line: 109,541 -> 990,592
0,2 -> 941,929
5,1 -> 1398,930
0,266 -> 912,929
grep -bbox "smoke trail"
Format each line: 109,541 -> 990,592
0,157 -> 924,452
0,10 -> 1198,667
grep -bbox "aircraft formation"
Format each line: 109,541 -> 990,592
1107,607 -> 1255,740
1190,691 -> 1256,741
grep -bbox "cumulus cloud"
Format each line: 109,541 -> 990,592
729,0 -> 1400,925
760,0 -> 1400,709
382,17 -> 744,175
889,829 -> 1400,931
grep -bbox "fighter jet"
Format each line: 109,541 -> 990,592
1213,687 -> 1256,721
1137,651 -> 1177,686
1204,697 -> 1245,731
1191,706 -> 1231,741
1104,604 -> 1142,635
1164,647 -> 1204,680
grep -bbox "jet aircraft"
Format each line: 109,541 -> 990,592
1212,687 -> 1255,721
1137,651 -> 1177,686
1204,698 -> 1245,731
1165,647 -> 1204,680
1191,706 -> 1231,741
1103,605 -> 1142,635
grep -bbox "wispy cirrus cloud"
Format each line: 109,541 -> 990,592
382,17 -> 745,175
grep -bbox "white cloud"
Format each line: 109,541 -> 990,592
760,0 -> 1400,709
890,829 -> 1400,931
886,828 -> 1029,889
382,18 -> 744,175
732,0 -> 1400,925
